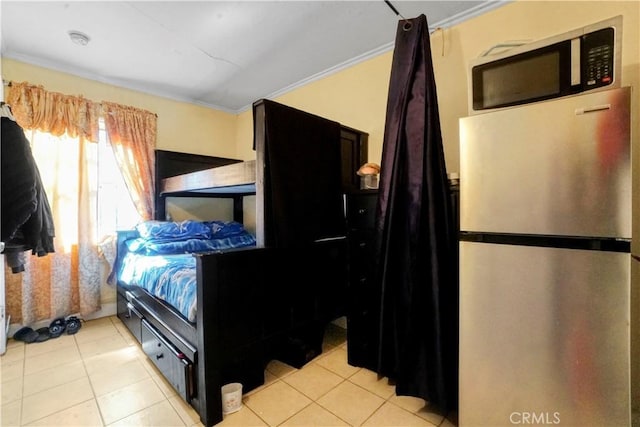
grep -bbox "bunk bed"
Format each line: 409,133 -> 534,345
115,158 -> 265,427
114,99 -> 369,426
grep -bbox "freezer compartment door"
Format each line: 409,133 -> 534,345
459,87 -> 630,239
459,241 -> 630,427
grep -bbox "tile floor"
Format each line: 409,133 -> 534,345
1,316 -> 457,427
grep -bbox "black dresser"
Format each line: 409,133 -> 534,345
345,190 -> 379,371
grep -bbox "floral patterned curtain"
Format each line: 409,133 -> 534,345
101,102 -> 156,221
5,82 -> 102,324
4,82 -> 156,325
6,82 -> 100,139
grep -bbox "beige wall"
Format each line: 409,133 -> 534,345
234,51 -> 393,163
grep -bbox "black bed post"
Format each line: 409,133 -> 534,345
195,255 -> 223,427
232,195 -> 244,224
154,151 -> 163,220
155,194 -> 166,220
253,101 -> 266,247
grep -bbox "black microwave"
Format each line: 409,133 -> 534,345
469,16 -> 622,114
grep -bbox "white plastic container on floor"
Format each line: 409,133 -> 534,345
221,382 -> 243,414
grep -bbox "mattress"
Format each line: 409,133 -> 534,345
117,220 -> 256,322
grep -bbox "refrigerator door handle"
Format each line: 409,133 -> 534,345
575,104 -> 611,114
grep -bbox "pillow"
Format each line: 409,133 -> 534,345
135,220 -> 212,241
206,220 -> 248,238
126,234 -> 256,255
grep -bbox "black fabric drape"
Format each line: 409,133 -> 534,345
252,99 -> 348,367
256,100 -> 345,247
374,14 -> 458,414
1,115 -> 56,273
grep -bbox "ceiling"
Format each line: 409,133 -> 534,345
1,1 -> 507,113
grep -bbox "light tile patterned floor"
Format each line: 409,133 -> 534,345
1,316 -> 457,426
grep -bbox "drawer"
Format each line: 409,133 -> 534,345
348,230 -> 375,271
141,320 -> 193,400
117,292 -> 142,343
346,193 -> 378,229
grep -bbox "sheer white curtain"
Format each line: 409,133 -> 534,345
5,129 -> 103,324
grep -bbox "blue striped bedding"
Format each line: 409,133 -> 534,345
118,220 -> 256,322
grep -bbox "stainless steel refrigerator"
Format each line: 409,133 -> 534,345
459,86 -> 637,426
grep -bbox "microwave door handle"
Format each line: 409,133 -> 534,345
571,38 -> 581,86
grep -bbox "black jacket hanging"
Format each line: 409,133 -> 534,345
374,14 -> 458,415
1,114 -> 55,272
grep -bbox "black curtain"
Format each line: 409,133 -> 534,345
374,14 -> 458,414
256,100 -> 345,247
252,99 -> 348,367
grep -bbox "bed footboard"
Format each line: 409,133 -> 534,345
116,230 -> 348,427
194,246 -> 284,426
194,238 -> 348,426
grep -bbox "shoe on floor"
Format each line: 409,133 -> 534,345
35,327 -> 51,342
13,327 -> 39,343
65,316 -> 82,335
49,317 -> 67,338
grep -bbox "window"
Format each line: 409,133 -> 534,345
26,119 -> 140,252
96,118 -> 141,237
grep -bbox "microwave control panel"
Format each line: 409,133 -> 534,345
582,27 -> 615,88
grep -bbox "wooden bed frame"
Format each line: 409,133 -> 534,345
116,233 -> 345,427
115,100 -> 368,426
116,159 -> 349,426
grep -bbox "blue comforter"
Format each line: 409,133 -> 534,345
120,252 -> 199,322
118,220 -> 256,322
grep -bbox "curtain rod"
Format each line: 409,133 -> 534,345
383,0 -> 412,31
384,0 -> 406,20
